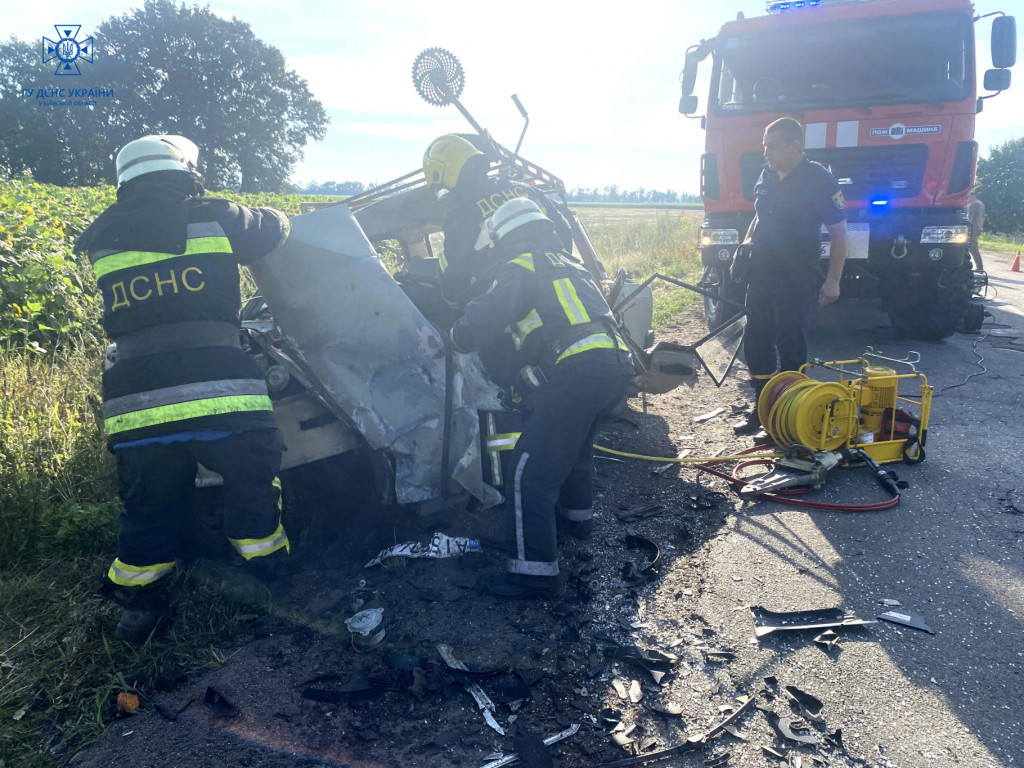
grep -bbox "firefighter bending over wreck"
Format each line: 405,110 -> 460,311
450,199 -> 635,599
423,134 -> 572,308
75,135 -> 292,642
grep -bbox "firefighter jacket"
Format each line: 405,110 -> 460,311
440,174 -> 572,307
451,233 -> 633,385
74,172 -> 290,447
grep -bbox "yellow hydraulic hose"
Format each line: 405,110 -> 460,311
594,444 -> 781,463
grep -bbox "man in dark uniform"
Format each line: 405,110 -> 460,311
451,198 -> 634,599
423,134 -> 572,309
733,117 -> 848,437
75,135 -> 292,642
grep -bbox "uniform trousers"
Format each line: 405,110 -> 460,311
112,428 -> 284,584
504,367 -> 631,577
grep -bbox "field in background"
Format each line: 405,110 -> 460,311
576,206 -> 704,328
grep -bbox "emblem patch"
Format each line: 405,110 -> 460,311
832,190 -> 846,210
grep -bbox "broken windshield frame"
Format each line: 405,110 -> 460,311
710,10 -> 973,115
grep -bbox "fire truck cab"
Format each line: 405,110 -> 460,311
681,0 -> 1016,339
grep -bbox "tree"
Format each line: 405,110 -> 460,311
975,136 -> 1024,235
0,1 -> 328,192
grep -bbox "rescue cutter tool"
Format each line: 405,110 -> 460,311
739,446 -> 840,495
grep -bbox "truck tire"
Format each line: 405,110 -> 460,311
961,301 -> 985,333
703,266 -> 746,331
887,264 -> 972,341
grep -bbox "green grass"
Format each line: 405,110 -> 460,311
979,233 -> 1024,254
0,198 -> 698,765
579,208 -> 703,327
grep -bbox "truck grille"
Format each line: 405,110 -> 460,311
741,144 -> 930,202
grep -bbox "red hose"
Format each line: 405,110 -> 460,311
696,446 -> 900,512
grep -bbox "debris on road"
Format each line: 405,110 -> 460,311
751,606 -> 876,637
878,610 -> 935,634
364,532 -> 482,568
344,607 -> 386,648
694,407 -> 727,423
478,723 -> 580,768
202,687 -> 239,718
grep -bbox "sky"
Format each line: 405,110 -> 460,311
3,0 -> 1021,193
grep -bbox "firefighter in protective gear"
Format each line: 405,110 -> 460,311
423,134 -> 572,308
75,135 -> 292,642
451,198 -> 634,599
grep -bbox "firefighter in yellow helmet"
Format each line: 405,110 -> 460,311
74,135 -> 292,642
423,134 -> 572,308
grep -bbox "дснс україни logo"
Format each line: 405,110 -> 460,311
42,25 -> 94,76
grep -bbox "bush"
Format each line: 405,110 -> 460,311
975,136 -> 1024,236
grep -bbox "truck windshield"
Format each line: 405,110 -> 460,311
712,10 -> 972,113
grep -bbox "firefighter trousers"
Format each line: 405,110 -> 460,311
108,428 -> 287,590
505,368 -> 631,577
742,265 -> 819,379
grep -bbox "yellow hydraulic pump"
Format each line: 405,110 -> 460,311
756,350 -> 932,465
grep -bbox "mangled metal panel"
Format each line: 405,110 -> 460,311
249,203 -> 503,505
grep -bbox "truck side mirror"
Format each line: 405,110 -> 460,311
992,16 -> 1017,69
983,68 -> 1012,92
681,50 -> 699,96
679,94 -> 699,115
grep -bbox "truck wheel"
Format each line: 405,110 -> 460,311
704,267 -> 746,331
887,264 -> 972,341
961,301 -> 985,333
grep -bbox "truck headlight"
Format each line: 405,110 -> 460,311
700,228 -> 739,247
920,225 -> 968,244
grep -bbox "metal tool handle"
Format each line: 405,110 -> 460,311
863,347 -> 921,372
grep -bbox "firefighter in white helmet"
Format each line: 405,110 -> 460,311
75,135 -> 292,642
451,198 -> 634,599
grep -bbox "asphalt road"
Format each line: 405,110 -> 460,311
694,248 -> 1024,767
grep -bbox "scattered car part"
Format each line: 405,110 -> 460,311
437,644 -> 505,734
478,723 -> 580,768
694,407 -> 727,423
751,606 -> 876,637
880,599 -> 902,607
653,450 -> 692,475
591,690 -> 761,768
764,710 -> 818,746
622,534 -> 661,586
704,753 -> 731,767
202,687 -> 239,718
345,608 -> 386,648
364,532 -> 482,568
301,671 -> 382,704
878,610 -> 935,634
813,630 -> 840,650
607,646 -> 678,685
783,686 -> 824,724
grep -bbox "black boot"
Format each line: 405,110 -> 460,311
486,572 -> 564,600
732,411 -> 762,436
114,587 -> 170,643
556,515 -> 594,541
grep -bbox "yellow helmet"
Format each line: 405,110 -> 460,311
423,134 -> 484,189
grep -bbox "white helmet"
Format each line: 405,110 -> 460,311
116,135 -> 200,186
489,197 -> 551,243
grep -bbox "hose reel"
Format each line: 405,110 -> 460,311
756,355 -> 932,465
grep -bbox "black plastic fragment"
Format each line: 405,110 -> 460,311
516,667 -> 545,686
877,610 -> 934,634
813,630 -> 840,650
622,534 -> 662,585
783,685 -> 824,723
764,710 -> 818,745
301,670 -> 381,703
202,687 -> 239,718
513,736 -> 553,768
705,752 -> 731,767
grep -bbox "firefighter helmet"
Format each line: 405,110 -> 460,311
116,135 -> 201,187
423,134 -> 484,189
489,198 -> 552,243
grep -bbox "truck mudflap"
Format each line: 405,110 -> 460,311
249,203 -> 504,507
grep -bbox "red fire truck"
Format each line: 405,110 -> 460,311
680,0 -> 1016,338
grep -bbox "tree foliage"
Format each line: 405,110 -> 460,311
0,0 -> 327,192
975,136 -> 1024,236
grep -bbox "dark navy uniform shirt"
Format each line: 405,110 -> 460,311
752,156 -> 846,270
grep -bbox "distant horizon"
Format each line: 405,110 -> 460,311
5,0 -> 1020,192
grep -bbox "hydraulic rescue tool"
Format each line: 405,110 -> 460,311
741,348 -> 931,495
